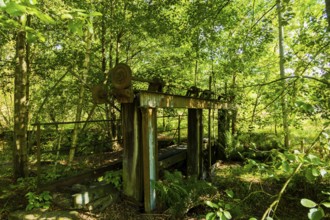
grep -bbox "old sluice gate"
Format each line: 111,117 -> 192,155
105,63 -> 229,212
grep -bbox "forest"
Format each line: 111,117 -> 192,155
0,0 -> 329,219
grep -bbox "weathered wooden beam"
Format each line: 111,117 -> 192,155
39,160 -> 122,191
141,108 -> 158,212
187,109 -> 203,177
138,91 -> 228,109
159,150 -> 187,169
122,102 -> 143,202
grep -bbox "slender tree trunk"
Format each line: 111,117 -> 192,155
325,0 -> 330,31
101,0 -> 107,75
68,24 -> 93,164
13,30 -> 29,178
194,32 -> 199,87
100,0 -> 113,150
26,16 -> 31,155
277,0 -> 289,148
249,86 -> 262,133
105,0 -> 118,150
231,74 -> 237,135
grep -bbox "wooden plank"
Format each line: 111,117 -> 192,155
159,151 -> 187,169
187,109 -> 203,177
122,102 -> 143,202
141,108 -> 158,212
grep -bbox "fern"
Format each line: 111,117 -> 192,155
155,170 -> 217,217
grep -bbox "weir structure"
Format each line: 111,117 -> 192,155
107,63 -> 229,212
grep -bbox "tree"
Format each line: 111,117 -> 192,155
326,0 -> 330,30
277,0 -> 290,148
13,28 -> 29,178
68,5 -> 94,164
1,0 -> 55,178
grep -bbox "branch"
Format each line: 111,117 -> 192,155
240,75 -> 330,88
250,3 -> 277,30
261,126 -> 328,220
241,39 -> 330,89
34,69 -> 70,120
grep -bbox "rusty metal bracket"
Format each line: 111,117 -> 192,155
110,63 -> 134,103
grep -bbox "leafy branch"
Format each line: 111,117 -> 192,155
261,126 -> 329,220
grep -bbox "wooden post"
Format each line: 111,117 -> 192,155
141,107 -> 158,212
122,101 -> 143,202
187,109 -> 203,177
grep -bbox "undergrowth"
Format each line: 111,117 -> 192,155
154,170 -> 217,217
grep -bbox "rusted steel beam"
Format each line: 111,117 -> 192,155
122,102 -> 143,203
137,91 -> 228,109
141,108 -> 158,212
187,109 -> 203,177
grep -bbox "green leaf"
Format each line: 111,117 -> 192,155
249,218 -> 258,220
218,212 -> 228,220
20,14 -> 27,26
61,13 -> 73,20
321,202 -> 330,208
68,20 -> 83,36
282,161 -> 290,172
77,11 -> 88,19
4,2 -> 27,16
27,31 -> 37,43
225,189 -> 234,198
301,198 -> 317,208
223,210 -> 232,219
306,154 -> 321,165
321,191 -> 330,196
308,208 -> 324,220
23,0 -> 38,5
305,168 -> 316,182
27,31 -> 45,43
206,212 -> 216,220
312,168 -> 319,177
205,201 -> 219,209
29,8 -> 55,24
90,11 -> 102,16
285,153 -> 296,161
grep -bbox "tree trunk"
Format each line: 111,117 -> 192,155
231,74 -> 237,135
277,0 -> 290,148
13,30 -> 29,178
68,26 -> 92,164
325,0 -> 330,31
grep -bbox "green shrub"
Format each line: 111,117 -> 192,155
25,191 -> 52,211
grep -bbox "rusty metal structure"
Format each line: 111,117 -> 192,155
109,63 -> 229,212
